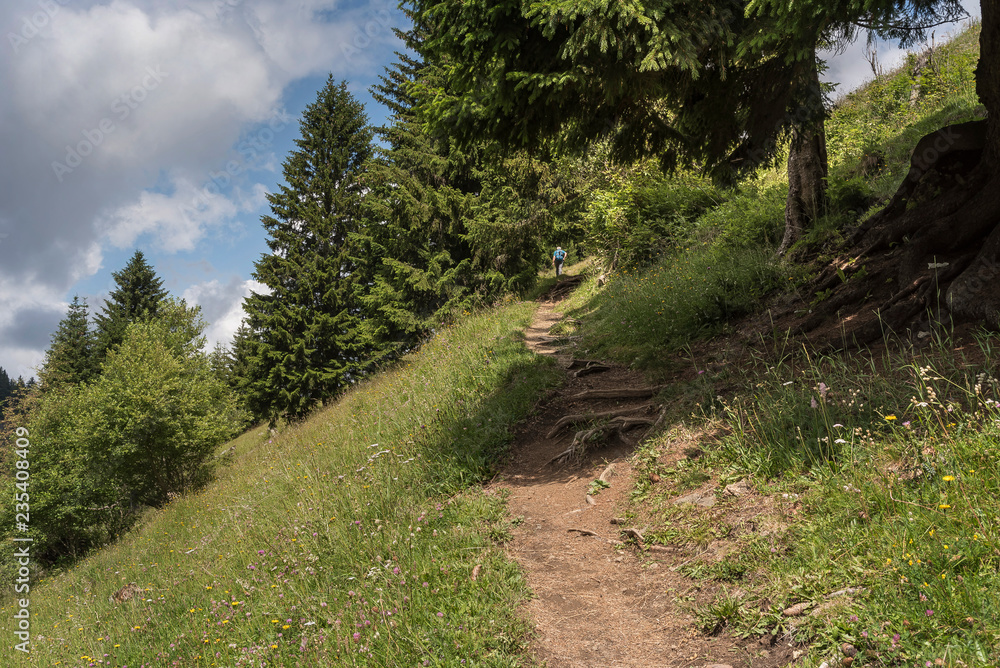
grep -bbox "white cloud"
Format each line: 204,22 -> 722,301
822,6 -> 981,97
0,0 -> 407,377
98,175 -> 270,252
182,276 -> 267,352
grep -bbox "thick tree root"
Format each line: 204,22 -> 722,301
546,403 -> 656,439
572,363 -> 612,378
794,119 -> 1000,344
547,416 -> 657,465
569,386 -> 667,401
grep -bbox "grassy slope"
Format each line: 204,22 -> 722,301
0,301 -> 561,667
567,21 -> 1000,668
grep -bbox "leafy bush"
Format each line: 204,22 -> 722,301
0,301 -> 244,567
73,315 -> 243,507
584,167 -> 723,269
692,180 -> 786,249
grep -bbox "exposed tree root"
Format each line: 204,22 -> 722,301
547,416 -> 657,465
569,386 -> 667,401
567,358 -> 604,369
546,403 -> 656,439
573,363 -> 612,378
793,117 -> 1000,345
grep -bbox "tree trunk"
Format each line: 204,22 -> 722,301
797,2 -> 1000,345
976,0 -> 1000,169
945,1 -> 1000,323
779,50 -> 828,256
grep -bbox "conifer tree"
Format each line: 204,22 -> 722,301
40,296 -> 97,390
0,367 -> 11,400
242,78 -> 377,423
361,30 -> 480,350
408,0 -> 966,254
227,320 -> 264,412
94,250 -> 168,360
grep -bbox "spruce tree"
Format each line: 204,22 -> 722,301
242,78 -> 377,423
0,367 -> 13,408
361,31 -> 480,351
408,0 -> 967,254
94,250 -> 168,360
227,321 -> 258,408
40,296 -> 97,390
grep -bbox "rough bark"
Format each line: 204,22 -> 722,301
917,2 -> 1000,325
779,50 -> 829,256
801,2 -> 1000,343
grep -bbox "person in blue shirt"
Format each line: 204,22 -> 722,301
552,246 -> 567,276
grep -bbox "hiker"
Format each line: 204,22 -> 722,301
552,246 -> 567,276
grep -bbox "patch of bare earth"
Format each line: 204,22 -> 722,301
490,282 -> 798,668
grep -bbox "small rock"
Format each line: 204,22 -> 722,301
724,479 -> 750,497
782,601 -> 812,617
842,658 -> 854,667
792,650 -> 804,659
673,490 -> 716,508
610,517 -> 627,525
703,664 -> 733,668
819,663 -> 830,668
841,643 -> 857,657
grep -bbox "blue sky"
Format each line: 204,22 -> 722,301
0,0 -> 982,379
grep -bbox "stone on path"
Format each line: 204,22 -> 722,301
672,490 -> 716,507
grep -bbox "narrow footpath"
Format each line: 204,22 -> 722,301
490,281 -> 797,668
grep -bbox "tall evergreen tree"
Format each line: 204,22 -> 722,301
242,77 -> 377,423
40,296 -> 97,390
361,28 -> 481,350
94,250 -> 168,360
0,367 -> 13,407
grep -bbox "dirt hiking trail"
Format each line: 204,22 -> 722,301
489,280 -> 797,668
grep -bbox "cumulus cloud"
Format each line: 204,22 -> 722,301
0,0 -> 404,377
99,177 -> 270,252
182,276 -> 268,352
